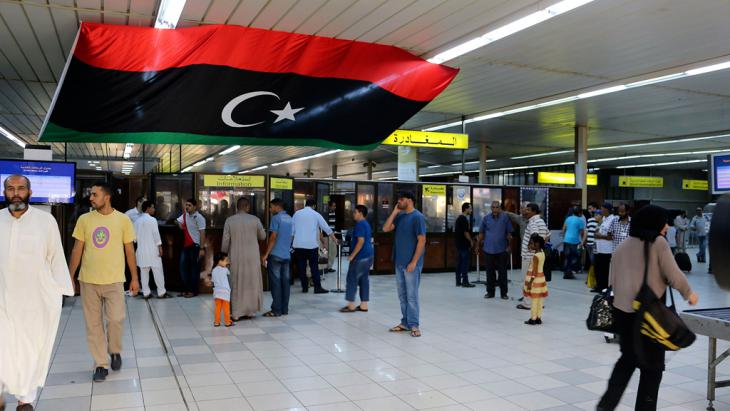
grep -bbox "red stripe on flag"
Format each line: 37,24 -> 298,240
74,23 -> 458,102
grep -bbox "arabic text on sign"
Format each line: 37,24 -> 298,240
617,176 -> 664,188
682,179 -> 708,191
422,184 -> 446,196
382,130 -> 468,150
270,177 -> 293,190
203,174 -> 265,188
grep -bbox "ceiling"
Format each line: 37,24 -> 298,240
1,0 -> 730,179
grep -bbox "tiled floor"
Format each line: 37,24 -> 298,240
5,253 -> 730,411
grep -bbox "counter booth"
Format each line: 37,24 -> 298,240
147,173 -> 585,293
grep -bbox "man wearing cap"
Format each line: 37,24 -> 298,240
593,203 -> 616,292
383,191 -> 426,337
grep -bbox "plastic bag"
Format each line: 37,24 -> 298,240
587,265 -> 597,289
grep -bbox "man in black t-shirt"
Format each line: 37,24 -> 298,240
454,203 -> 475,287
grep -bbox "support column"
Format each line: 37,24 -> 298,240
461,116 -> 466,175
575,125 -> 589,208
331,164 -> 338,179
478,143 -> 487,184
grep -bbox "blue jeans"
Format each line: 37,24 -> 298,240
563,243 -> 580,275
455,248 -> 471,286
697,236 -> 707,261
395,263 -> 421,329
267,255 -> 291,315
345,257 -> 372,303
179,245 -> 200,295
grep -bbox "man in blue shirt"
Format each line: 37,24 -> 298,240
562,206 -> 586,280
383,191 -> 426,338
478,201 -> 513,299
340,205 -> 373,313
292,199 -> 338,294
262,198 -> 294,316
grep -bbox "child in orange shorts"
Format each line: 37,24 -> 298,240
212,252 -> 233,327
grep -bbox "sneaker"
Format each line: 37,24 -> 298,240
93,367 -> 109,382
314,288 -> 330,294
484,294 -> 495,299
110,353 -> 122,371
462,283 -> 476,288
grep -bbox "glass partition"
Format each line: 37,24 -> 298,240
356,183 -> 376,230
196,174 -> 267,226
421,184 -> 446,232
447,185 -> 471,232
472,187 -> 503,232
270,176 -> 295,215
520,187 -> 549,224
151,173 -> 194,225
376,183 -> 394,232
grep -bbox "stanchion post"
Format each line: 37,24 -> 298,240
331,243 -> 345,293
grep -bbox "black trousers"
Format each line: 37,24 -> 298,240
179,245 -> 200,295
594,253 -> 612,291
294,248 -> 323,291
485,252 -> 509,296
455,248 -> 471,285
598,309 -> 664,411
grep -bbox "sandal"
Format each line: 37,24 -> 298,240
389,324 -> 409,332
339,306 -> 357,313
263,311 -> 280,317
241,315 -> 255,320
410,328 -> 422,337
213,323 -> 220,327
225,322 -> 235,327
356,306 -> 369,312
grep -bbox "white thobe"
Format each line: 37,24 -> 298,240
125,207 -> 143,223
134,213 -> 166,297
0,206 -> 73,398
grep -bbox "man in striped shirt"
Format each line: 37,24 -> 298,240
585,206 -> 598,271
517,203 -> 550,310
325,200 -> 338,273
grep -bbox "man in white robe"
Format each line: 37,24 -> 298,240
0,175 -> 74,410
134,201 -> 169,299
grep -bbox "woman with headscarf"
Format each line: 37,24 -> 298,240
597,205 -> 699,411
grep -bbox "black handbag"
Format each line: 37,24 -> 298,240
632,241 -> 696,351
586,287 -> 615,333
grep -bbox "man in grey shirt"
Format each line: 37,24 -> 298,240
690,207 -> 708,263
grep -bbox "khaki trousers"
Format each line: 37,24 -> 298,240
80,282 -> 126,368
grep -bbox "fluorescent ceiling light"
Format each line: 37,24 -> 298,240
154,0 -> 186,29
427,0 -> 594,64
424,58 -> 730,131
219,145 -> 241,156
193,160 -> 206,167
238,165 -> 269,174
616,159 -> 707,169
511,150 -> 573,160
0,125 -> 25,148
427,165 -> 442,169
123,143 -> 134,160
372,170 -> 390,175
421,171 -> 462,177
270,150 -> 342,167
181,166 -> 193,172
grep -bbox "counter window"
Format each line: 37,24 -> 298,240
472,188 -> 503,232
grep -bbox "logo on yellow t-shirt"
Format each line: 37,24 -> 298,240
92,226 -> 110,248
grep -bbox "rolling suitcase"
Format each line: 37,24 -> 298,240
675,252 -> 692,272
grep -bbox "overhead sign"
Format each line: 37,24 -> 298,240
682,179 -> 708,191
617,176 -> 664,188
39,23 -> 458,150
203,174 -> 265,188
423,184 -> 446,196
382,130 -> 468,150
537,172 -> 598,186
270,177 -> 293,190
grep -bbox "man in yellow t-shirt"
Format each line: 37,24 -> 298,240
69,182 -> 139,383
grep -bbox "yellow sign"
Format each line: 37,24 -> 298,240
617,176 -> 664,188
682,179 -> 708,191
270,177 -> 293,190
382,130 -> 468,150
423,184 -> 446,196
537,172 -> 598,186
203,174 -> 265,188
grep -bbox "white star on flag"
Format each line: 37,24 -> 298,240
270,102 -> 304,123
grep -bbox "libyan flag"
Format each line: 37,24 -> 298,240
39,23 -> 458,150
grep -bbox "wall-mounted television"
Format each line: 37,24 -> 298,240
711,153 -> 730,195
0,159 -> 76,204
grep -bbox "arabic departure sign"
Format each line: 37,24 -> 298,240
382,130 -> 468,150
203,174 -> 265,188
423,184 -> 447,196
682,179 -> 708,191
270,177 -> 293,190
616,176 -> 664,188
537,172 -> 598,186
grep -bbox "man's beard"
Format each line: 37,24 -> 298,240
6,196 -> 29,212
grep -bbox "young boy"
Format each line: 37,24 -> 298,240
212,253 -> 233,327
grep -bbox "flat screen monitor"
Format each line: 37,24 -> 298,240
0,159 -> 76,204
711,153 -> 730,195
